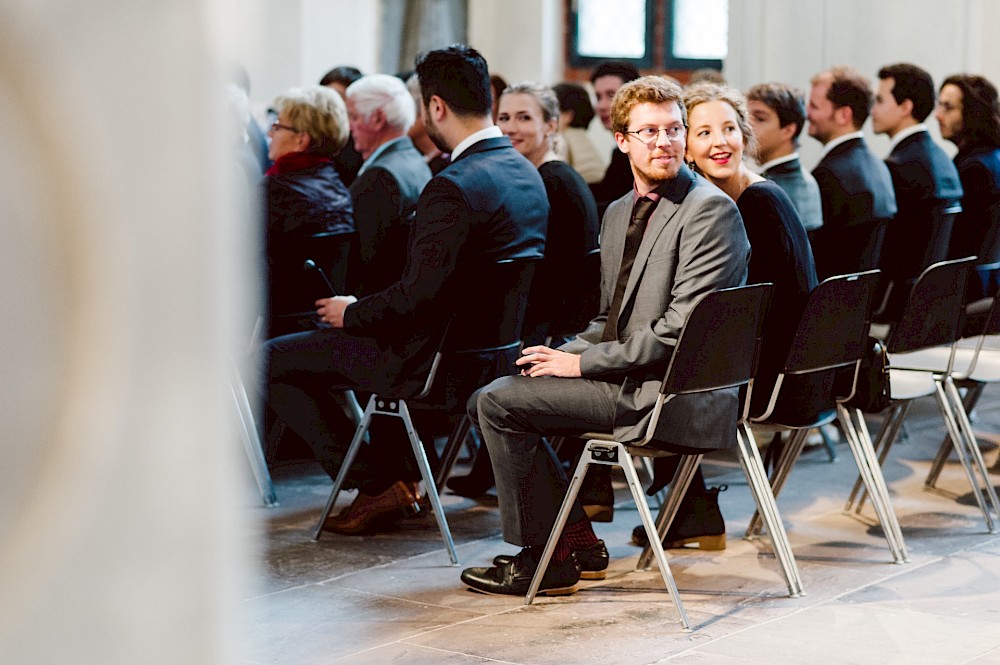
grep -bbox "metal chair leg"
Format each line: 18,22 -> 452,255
526,441 -> 691,631
737,425 -> 804,597
838,405 -> 909,563
942,378 -> 1000,531
846,402 -> 908,513
230,358 -> 278,507
525,447 -> 588,605
637,454 -> 700,570
927,382 -> 985,488
397,400 -> 459,564
312,395 -> 376,540
746,428 -> 808,538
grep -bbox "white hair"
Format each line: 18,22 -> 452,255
346,73 -> 416,133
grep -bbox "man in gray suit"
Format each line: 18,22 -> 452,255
746,82 -> 824,231
460,76 -> 750,596
345,74 -> 432,295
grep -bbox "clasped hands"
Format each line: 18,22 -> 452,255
516,345 -> 581,378
316,296 -> 357,328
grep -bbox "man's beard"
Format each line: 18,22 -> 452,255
424,109 -> 450,153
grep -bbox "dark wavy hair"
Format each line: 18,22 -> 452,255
941,73 -> 1000,150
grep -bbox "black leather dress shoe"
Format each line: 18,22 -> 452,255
632,486 -> 727,550
461,548 -> 580,596
493,540 -> 609,580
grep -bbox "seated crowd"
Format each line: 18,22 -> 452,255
234,45 -> 1000,596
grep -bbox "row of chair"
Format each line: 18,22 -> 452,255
530,257 -> 1000,629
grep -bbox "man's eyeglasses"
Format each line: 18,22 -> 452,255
936,101 -> 961,113
625,125 -> 686,146
270,121 -> 301,133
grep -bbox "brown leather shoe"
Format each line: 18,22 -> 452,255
325,480 -> 422,534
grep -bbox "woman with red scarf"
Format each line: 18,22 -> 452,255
265,86 -> 355,330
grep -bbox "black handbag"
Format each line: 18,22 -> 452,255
846,337 -> 892,413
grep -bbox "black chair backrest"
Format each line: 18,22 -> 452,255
659,284 -> 774,396
922,205 -> 961,267
812,219 -> 888,279
888,256 -> 976,354
971,200 -> 1000,266
442,257 -> 539,354
782,270 -> 881,375
547,247 -> 602,338
269,231 -> 354,314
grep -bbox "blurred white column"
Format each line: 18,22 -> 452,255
0,1 -> 251,663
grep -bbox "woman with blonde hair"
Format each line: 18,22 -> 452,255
264,86 -> 355,332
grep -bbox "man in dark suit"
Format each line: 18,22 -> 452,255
871,63 -> 963,314
807,66 -> 897,278
345,74 -> 433,295
264,45 -> 548,534
746,82 -> 823,231
460,76 -> 750,596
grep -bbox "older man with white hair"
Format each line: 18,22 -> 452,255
345,74 -> 433,294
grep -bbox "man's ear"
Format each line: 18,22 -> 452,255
834,104 -> 854,128
780,121 -> 798,142
427,95 -> 447,122
614,131 -> 629,154
371,108 -> 388,131
900,98 -> 915,119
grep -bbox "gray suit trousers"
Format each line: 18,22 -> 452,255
471,374 -> 619,547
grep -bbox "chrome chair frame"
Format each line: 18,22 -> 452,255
525,284 -> 800,631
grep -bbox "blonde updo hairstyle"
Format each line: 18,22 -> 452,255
272,85 -> 349,157
683,82 -> 759,162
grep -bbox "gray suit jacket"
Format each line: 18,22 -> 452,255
349,136 -> 432,295
764,157 -> 824,231
562,166 -> 750,450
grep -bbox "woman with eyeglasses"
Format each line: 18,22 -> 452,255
264,86 -> 355,334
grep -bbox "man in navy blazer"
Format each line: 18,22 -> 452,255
345,74 -> 433,295
264,46 -> 548,533
807,66 -> 897,278
747,82 -> 824,232
872,64 -> 963,311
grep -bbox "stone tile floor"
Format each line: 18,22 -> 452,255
240,391 -> 1000,664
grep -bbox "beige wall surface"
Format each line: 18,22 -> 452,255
0,0 -> 251,663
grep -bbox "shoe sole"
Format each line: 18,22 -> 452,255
464,583 -> 578,597
630,533 -> 727,551
583,504 -> 614,523
579,570 -> 606,580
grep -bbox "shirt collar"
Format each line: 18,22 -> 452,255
450,125 -> 503,161
888,123 -> 927,151
819,130 -> 865,159
758,152 -> 800,173
357,135 -> 407,177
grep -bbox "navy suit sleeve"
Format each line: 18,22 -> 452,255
342,176 -> 469,333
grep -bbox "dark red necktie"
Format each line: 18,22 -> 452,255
602,197 -> 658,342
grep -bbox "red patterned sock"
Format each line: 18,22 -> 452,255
563,518 -> 598,551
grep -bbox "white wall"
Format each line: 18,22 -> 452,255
726,0 -> 1000,170
468,0 -> 563,85
0,0 -> 248,662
